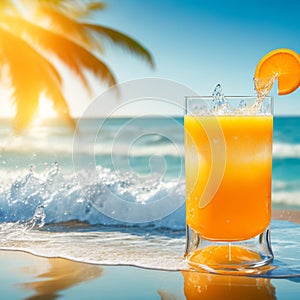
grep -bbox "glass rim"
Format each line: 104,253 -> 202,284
185,95 -> 274,100
185,95 -> 274,116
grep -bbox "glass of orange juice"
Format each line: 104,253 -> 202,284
184,94 -> 274,273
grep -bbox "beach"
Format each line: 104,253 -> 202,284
1,232 -> 300,300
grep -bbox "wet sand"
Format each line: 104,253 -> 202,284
0,250 -> 184,300
1,249 -> 300,300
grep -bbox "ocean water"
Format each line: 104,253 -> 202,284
0,116 -> 300,275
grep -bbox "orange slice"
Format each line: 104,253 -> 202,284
254,48 -> 300,96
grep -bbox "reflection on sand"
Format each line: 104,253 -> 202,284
20,257 -> 103,300
182,271 -> 277,300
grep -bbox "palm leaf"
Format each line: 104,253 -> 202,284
36,6 -> 104,52
2,16 -> 117,93
0,0 -> 16,12
0,27 -> 75,132
86,1 -> 106,12
0,1 -> 153,132
35,5 -> 154,67
63,1 -> 107,17
83,23 -> 154,67
43,0 -> 107,18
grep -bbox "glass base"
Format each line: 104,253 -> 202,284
185,225 -> 274,275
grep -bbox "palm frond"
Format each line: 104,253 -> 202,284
86,1 -> 106,12
40,0 -> 106,19
2,16 -> 117,92
0,1 -> 153,132
67,1 -> 106,18
0,27 -> 71,132
0,0 -> 20,18
35,4 -> 154,67
36,6 -> 104,52
83,23 -> 154,67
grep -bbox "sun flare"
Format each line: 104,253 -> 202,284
35,96 -> 57,122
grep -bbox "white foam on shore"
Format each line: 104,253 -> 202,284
0,222 -> 188,271
0,220 -> 300,277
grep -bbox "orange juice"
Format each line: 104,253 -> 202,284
184,115 -> 272,241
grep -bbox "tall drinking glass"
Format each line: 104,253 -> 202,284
184,96 -> 274,273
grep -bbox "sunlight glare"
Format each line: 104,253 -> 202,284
36,95 -> 57,122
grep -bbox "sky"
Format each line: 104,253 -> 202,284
1,0 -> 299,118
68,0 -> 298,117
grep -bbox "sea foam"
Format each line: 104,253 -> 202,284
0,164 -> 186,228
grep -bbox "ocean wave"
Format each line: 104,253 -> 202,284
0,164 -> 186,228
272,191 -> 300,206
0,137 -> 184,158
273,180 -> 300,192
93,143 -> 184,158
2,136 -> 300,161
4,141 -> 300,160
273,142 -> 300,158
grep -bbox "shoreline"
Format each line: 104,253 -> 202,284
0,210 -> 299,270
